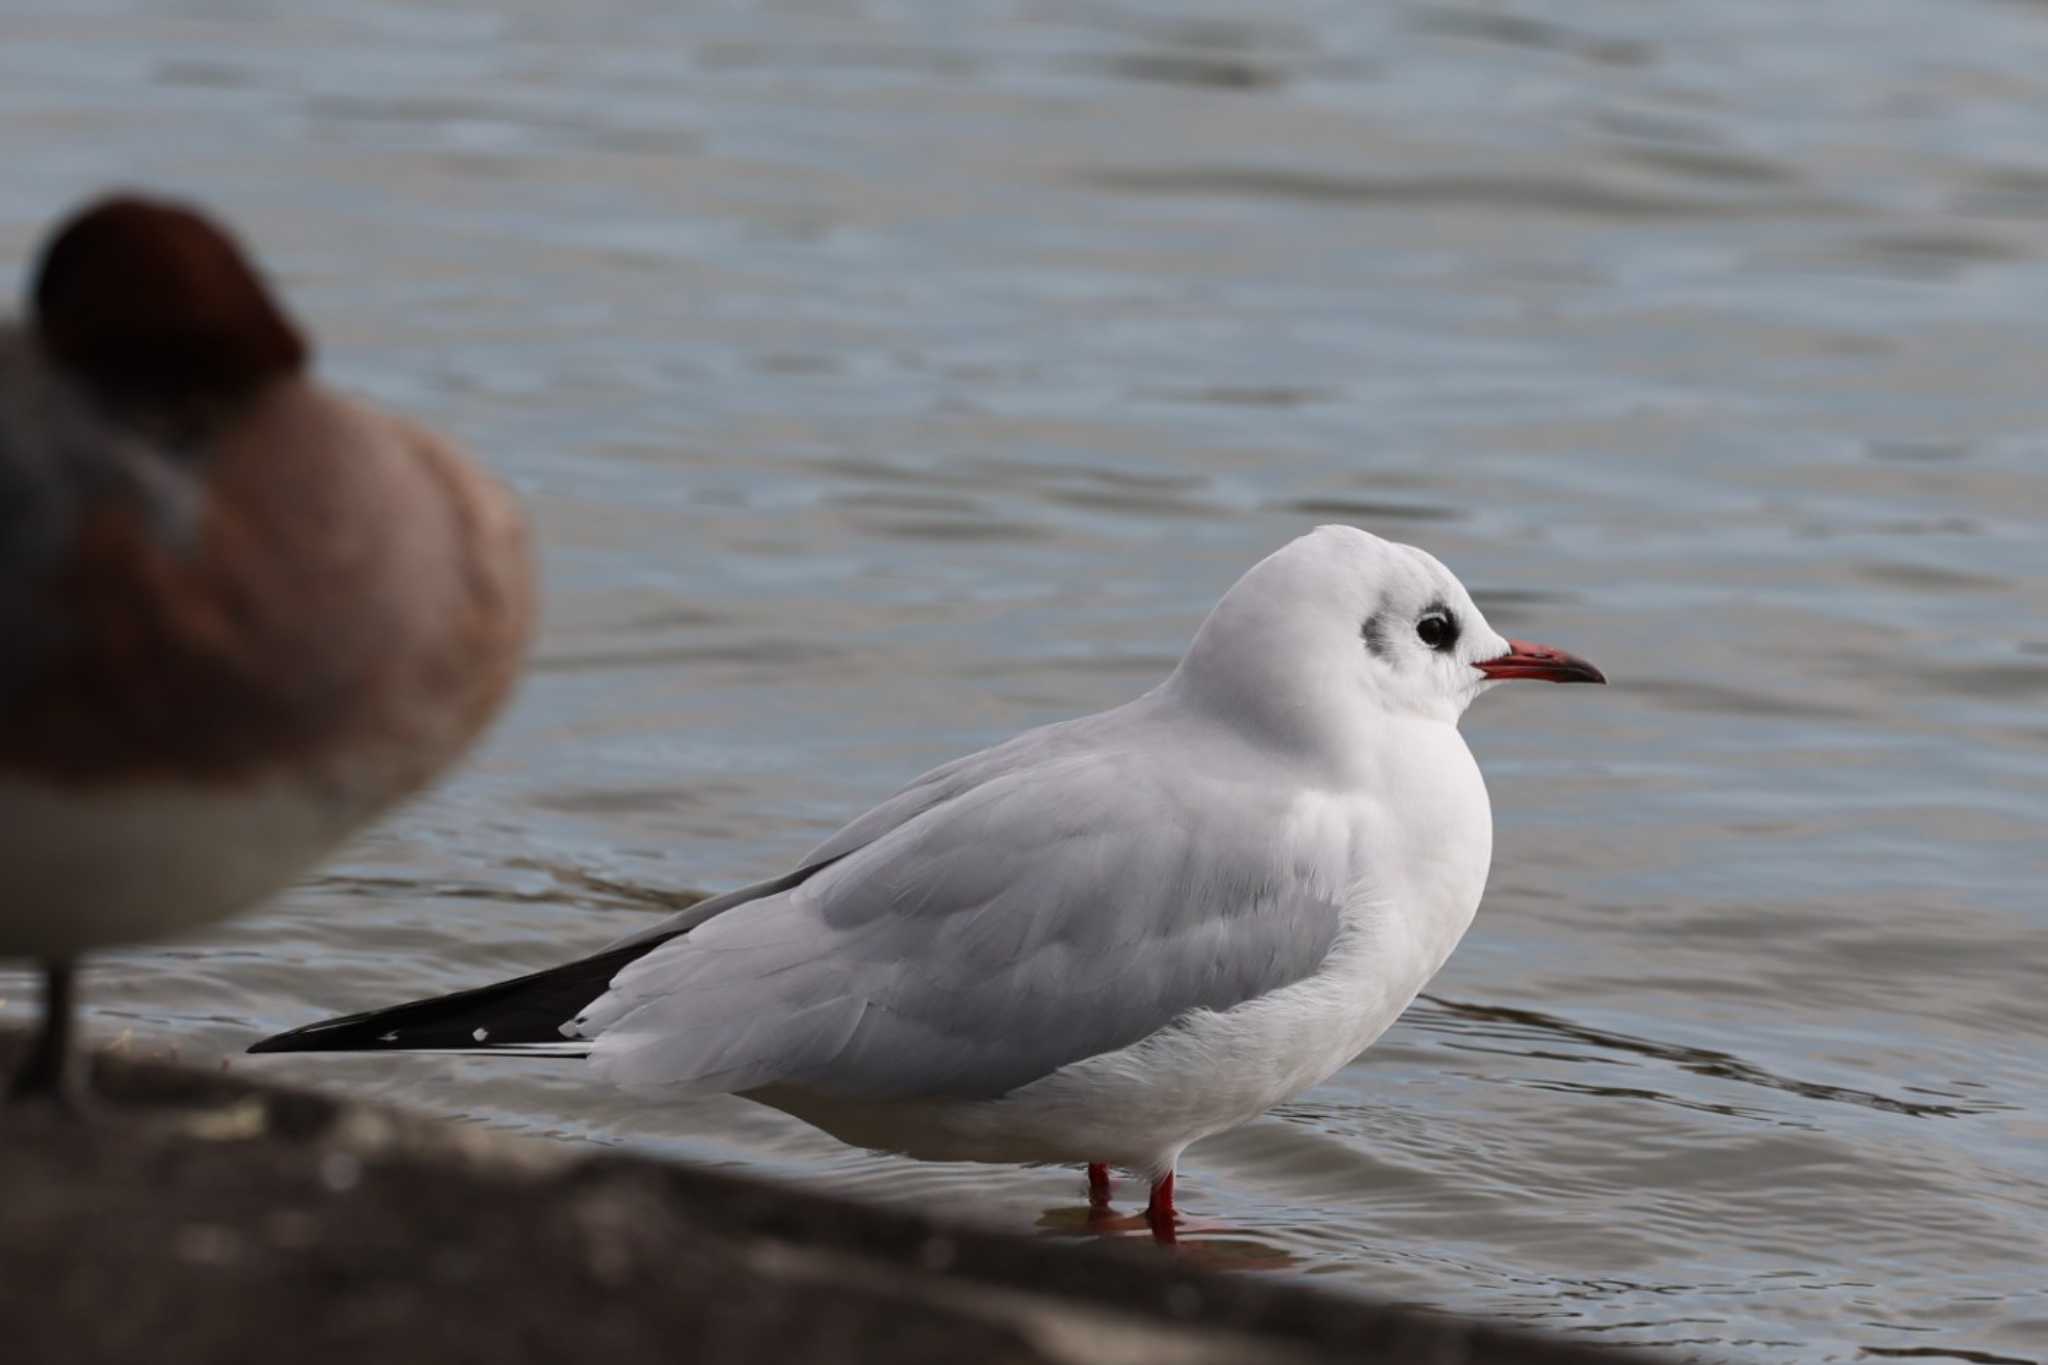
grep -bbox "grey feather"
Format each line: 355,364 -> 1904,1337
575,694 -> 1349,1101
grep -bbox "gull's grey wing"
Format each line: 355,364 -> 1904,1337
249,705 -> 1285,1060
595,708 -> 1133,955
572,740 -> 1352,1100
794,710 -> 1116,870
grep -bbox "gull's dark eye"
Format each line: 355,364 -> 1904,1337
1416,612 -> 1458,652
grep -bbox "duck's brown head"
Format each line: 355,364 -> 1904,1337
31,194 -> 308,420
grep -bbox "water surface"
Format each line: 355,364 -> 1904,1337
2,3 -> 2044,1361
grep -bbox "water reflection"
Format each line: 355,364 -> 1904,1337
1037,1206 -> 1302,1272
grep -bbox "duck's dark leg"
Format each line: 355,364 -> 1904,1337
1087,1162 -> 1112,1208
9,959 -> 85,1107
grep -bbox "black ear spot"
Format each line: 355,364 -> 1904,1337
1361,613 -> 1392,659
32,193 -> 307,407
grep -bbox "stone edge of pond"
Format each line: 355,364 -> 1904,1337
0,1030 -> 1688,1365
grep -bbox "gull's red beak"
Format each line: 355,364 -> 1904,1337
1474,639 -> 1606,685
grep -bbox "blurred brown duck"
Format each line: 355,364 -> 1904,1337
0,194 -> 534,1105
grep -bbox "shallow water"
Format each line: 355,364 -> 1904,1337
3,2 -> 2045,1360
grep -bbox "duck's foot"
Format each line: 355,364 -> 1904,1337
7,960 -> 89,1113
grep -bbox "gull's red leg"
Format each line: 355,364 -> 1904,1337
1145,1170 -> 1177,1244
1087,1162 -> 1112,1208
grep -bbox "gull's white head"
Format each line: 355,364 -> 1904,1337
1172,525 -> 1603,744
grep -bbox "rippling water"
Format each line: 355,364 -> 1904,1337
3,3 -> 2045,1361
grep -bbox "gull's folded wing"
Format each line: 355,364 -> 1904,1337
574,740 -> 1350,1100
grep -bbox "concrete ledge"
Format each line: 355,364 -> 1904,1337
0,1032 -> 1677,1365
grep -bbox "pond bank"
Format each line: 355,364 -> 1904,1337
0,1031 -> 1675,1365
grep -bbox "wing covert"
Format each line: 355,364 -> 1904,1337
577,744 -> 1353,1100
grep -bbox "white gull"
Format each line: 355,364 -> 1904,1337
253,525 -> 1603,1237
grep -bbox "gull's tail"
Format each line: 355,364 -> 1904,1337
249,866 -> 823,1057
246,941 -> 660,1056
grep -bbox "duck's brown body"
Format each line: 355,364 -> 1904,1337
0,195 -> 533,1100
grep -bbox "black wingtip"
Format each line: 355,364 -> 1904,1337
246,1030 -> 302,1055
245,938 -> 672,1057
245,1014 -> 389,1055
245,996 -> 462,1054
